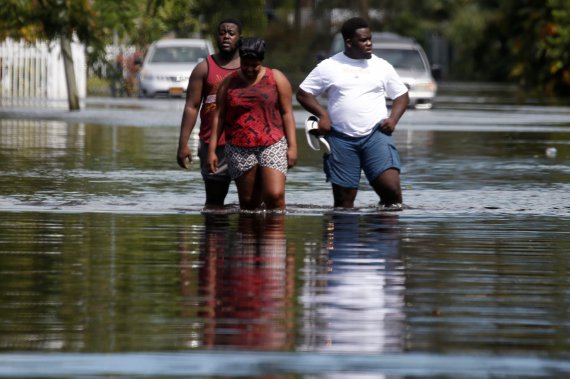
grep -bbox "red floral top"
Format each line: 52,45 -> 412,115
223,68 -> 284,147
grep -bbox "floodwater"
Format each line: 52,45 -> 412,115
1,83 -> 570,378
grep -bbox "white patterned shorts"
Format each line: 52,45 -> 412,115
225,137 -> 288,180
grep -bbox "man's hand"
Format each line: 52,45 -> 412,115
208,151 -> 218,174
380,92 -> 410,135
296,88 -> 332,135
379,118 -> 397,135
177,145 -> 192,169
317,114 -> 332,135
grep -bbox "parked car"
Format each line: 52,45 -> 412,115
138,38 -> 214,98
330,32 -> 438,109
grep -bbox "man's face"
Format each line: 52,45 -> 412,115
217,23 -> 240,53
346,27 -> 372,59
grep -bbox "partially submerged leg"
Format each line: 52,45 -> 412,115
371,168 -> 402,206
204,179 -> 230,209
199,141 -> 231,209
235,166 -> 262,210
332,184 -> 358,208
259,166 -> 286,210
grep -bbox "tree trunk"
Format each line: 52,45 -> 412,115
294,0 -> 301,30
294,0 -> 315,30
60,34 -> 80,111
358,0 -> 370,21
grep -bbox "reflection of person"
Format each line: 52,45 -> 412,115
176,19 -> 242,208
208,38 -> 297,210
110,52 -> 125,97
125,50 -> 143,97
296,17 -> 410,209
299,212 -> 404,353
178,213 -> 294,350
209,213 -> 292,348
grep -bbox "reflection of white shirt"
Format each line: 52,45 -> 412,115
300,52 -> 408,137
297,214 -> 405,356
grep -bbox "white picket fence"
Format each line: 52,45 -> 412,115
0,38 -> 86,100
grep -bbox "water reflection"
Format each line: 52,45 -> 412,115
300,213 -> 405,354
400,215 -> 570,355
1,209 -> 569,377
2,95 -> 570,377
179,213 -> 295,350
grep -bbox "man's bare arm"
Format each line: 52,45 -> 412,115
379,92 -> 409,135
296,88 -> 332,134
176,60 -> 208,168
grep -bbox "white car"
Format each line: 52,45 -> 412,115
331,32 -> 438,109
138,38 -> 214,98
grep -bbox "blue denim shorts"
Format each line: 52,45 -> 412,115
323,125 -> 401,189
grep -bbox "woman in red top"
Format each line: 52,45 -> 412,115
208,38 -> 297,210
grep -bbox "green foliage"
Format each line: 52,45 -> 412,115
511,0 -> 570,95
92,1 -> 140,41
2,0 -> 570,96
0,1 -> 34,40
444,4 -> 489,79
263,24 -> 330,89
159,0 -> 201,38
87,75 -> 112,97
395,0 -> 570,95
0,0 -> 93,41
458,0 -> 570,95
191,0 -> 267,36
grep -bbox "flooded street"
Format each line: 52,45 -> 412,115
1,85 -> 570,378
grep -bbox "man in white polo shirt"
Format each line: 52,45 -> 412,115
297,17 -> 409,209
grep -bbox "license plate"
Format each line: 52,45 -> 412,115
169,87 -> 184,95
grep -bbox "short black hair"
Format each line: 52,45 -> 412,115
218,18 -> 242,34
238,37 -> 265,60
341,17 -> 369,40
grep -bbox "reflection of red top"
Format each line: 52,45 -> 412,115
199,55 -> 238,145
223,68 -> 284,147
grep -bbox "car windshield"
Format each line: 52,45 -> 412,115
149,46 -> 209,63
374,48 -> 426,71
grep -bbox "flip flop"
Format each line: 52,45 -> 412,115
304,115 -> 331,154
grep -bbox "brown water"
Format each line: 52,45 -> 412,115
1,89 -> 570,377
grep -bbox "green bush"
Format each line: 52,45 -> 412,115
263,24 -> 331,90
87,76 -> 112,97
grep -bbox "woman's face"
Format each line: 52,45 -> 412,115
240,56 -> 263,80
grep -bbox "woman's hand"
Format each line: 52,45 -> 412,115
287,145 -> 298,169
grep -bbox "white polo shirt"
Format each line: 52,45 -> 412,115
299,52 -> 408,137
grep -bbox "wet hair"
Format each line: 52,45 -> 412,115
341,17 -> 369,40
217,18 -> 242,34
238,38 -> 265,60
